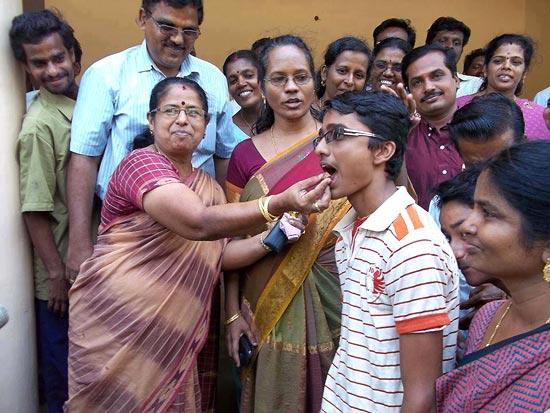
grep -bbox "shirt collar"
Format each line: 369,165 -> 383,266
334,186 -> 415,235
137,40 -> 199,80
38,87 -> 75,120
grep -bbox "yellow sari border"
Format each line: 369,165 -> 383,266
253,198 -> 351,345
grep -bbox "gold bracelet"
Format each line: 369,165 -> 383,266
259,232 -> 272,252
258,196 -> 278,222
225,312 -> 241,326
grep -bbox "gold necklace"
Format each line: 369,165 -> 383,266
270,126 -> 280,155
485,301 -> 550,347
239,111 -> 256,136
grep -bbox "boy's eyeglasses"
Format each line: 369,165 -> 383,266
149,16 -> 201,39
312,126 -> 385,148
265,73 -> 312,88
151,105 -> 206,119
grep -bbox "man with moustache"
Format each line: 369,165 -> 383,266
66,0 -> 237,280
401,44 -> 463,209
9,9 -> 81,412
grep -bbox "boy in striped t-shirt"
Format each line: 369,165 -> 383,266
314,91 -> 459,412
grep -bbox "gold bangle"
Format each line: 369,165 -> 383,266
225,312 -> 241,326
259,232 -> 272,252
258,196 -> 278,222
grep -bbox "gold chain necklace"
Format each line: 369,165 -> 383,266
239,111 -> 256,136
485,301 -> 550,347
270,126 -> 280,155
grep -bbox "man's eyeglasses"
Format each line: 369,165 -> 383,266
151,105 -> 206,119
373,60 -> 402,73
149,16 -> 201,39
312,126 -> 385,148
265,73 -> 312,88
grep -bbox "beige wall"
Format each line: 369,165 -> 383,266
44,0 -> 549,99
0,0 -> 38,411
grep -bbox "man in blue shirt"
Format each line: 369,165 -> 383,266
66,0 -> 238,276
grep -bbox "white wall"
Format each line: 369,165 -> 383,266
0,0 -> 39,411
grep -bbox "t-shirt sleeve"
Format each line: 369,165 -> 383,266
385,233 -> 452,334
109,151 -> 182,210
18,131 -> 57,213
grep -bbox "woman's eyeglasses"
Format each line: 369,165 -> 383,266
373,60 -> 402,73
312,126 -> 385,148
151,105 -> 206,119
149,16 -> 201,39
265,73 -> 312,88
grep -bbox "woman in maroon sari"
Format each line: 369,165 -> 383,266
436,141 -> 550,412
65,77 -> 330,412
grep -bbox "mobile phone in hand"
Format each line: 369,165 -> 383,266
239,334 -> 256,367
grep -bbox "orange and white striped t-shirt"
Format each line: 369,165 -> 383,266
321,187 -> 459,413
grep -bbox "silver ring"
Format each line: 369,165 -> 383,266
313,201 -> 321,212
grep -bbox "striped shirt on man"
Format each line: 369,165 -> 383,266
321,186 -> 459,412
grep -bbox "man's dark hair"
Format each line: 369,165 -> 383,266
435,165 -> 481,208
463,48 -> 485,74
9,9 -> 80,64
449,93 -> 525,152
372,18 -> 416,48
426,17 -> 471,47
401,44 -> 457,87
142,0 -> 204,25
323,91 -> 410,181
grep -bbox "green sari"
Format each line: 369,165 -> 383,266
229,134 -> 350,413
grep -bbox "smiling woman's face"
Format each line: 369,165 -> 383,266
459,170 -> 545,281
225,57 -> 262,109
147,84 -> 207,158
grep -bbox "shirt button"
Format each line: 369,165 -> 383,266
442,169 -> 448,175
440,145 -> 445,150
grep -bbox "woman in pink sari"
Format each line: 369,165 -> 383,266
456,34 -> 550,139
65,77 -> 330,412
436,141 -> 550,412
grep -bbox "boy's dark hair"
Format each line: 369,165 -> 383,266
372,18 -> 416,48
9,9 -> 80,64
316,36 -> 371,98
323,91 -> 410,181
426,16 -> 471,47
141,0 -> 203,25
401,44 -> 457,87
463,48 -> 485,74
435,165 -> 482,208
449,93 -> 525,152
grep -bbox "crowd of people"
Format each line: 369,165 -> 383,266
8,1 -> 550,412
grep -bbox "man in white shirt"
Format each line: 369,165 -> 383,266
66,0 -> 238,277
425,16 -> 483,97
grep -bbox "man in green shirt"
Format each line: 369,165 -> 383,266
9,9 -> 81,413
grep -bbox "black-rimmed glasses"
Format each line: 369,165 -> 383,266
312,126 -> 385,148
149,16 -> 201,39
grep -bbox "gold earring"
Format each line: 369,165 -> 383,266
321,79 -> 326,87
544,258 -> 550,283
